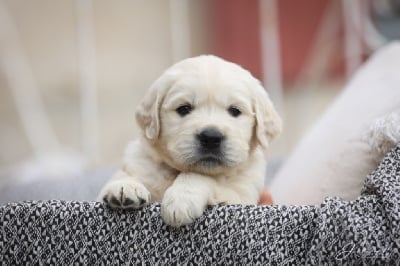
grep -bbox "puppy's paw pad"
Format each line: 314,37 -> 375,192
101,180 -> 150,209
161,188 -> 205,227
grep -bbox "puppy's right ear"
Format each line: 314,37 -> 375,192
252,81 -> 282,150
135,73 -> 176,141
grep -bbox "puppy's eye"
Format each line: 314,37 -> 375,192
176,104 -> 193,117
228,106 -> 242,117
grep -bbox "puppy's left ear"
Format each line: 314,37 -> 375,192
136,73 -> 175,141
253,82 -> 282,150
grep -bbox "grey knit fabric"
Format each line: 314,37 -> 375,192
1,144 -> 399,265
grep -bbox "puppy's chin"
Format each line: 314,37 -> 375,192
186,163 -> 228,176
187,155 -> 228,174
174,151 -> 243,176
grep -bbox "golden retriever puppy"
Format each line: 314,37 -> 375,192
98,55 -> 281,227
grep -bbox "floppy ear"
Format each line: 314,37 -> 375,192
253,82 -> 282,150
135,73 -> 176,141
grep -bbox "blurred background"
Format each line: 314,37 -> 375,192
0,0 -> 399,192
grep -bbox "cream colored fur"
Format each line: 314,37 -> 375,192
98,55 -> 281,227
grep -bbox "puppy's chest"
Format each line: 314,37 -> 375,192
212,172 -> 262,204
158,162 -> 179,181
215,174 -> 254,191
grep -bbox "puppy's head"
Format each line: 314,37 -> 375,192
136,55 -> 281,175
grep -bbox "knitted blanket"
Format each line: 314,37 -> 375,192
1,144 -> 400,265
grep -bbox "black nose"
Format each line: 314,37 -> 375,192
197,129 -> 224,149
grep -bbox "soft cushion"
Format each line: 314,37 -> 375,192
270,42 -> 400,204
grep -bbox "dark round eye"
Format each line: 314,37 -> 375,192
176,104 -> 193,117
228,106 -> 242,117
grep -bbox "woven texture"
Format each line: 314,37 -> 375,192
1,144 -> 400,265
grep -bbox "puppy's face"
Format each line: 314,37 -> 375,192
159,70 -> 255,174
136,56 -> 281,175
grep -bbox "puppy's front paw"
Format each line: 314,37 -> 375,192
161,185 -> 207,227
99,180 -> 150,209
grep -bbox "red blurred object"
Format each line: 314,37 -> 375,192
210,0 -> 262,80
278,0 -> 331,82
258,189 -> 273,205
210,0 -> 343,84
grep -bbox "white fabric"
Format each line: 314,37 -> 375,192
270,42 -> 400,205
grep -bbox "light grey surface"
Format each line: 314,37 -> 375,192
0,168 -> 114,204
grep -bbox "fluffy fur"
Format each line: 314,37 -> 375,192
364,110 -> 400,159
98,55 -> 281,227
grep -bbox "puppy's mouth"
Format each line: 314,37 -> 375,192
186,150 -> 234,171
195,154 -> 224,167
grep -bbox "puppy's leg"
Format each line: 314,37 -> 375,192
161,173 -> 216,227
98,170 -> 150,210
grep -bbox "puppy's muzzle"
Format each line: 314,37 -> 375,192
197,128 -> 224,151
